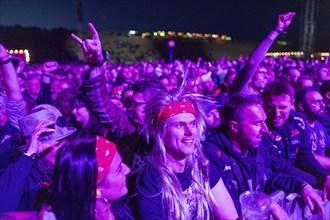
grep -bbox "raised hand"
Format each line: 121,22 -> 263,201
0,43 -> 10,61
43,61 -> 59,74
25,120 -> 58,155
276,12 -> 295,32
71,23 -> 103,64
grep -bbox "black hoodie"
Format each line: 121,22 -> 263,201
203,126 -> 306,213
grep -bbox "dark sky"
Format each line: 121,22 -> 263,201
0,0 -> 325,41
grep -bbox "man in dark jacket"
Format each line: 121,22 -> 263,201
295,87 -> 330,170
263,80 -> 330,201
203,94 -> 324,217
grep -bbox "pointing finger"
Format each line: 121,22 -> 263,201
71,33 -> 83,44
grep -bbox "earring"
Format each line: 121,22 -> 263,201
95,188 -> 110,213
96,188 -> 101,198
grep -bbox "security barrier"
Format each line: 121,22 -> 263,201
270,190 -> 330,220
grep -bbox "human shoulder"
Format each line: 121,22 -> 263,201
203,126 -> 227,150
137,163 -> 162,197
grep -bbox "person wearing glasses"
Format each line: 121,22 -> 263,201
295,87 -> 330,170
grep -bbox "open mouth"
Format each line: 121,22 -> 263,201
182,139 -> 194,144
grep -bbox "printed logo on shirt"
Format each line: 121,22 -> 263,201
291,129 -> 300,137
182,184 -> 197,218
294,116 -> 306,130
274,135 -> 282,142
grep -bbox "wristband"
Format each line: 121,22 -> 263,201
274,27 -> 287,35
89,50 -> 109,67
298,182 -> 309,193
0,57 -> 12,65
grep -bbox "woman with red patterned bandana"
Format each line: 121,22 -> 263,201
44,136 -> 131,220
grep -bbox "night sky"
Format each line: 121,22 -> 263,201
0,0 -> 306,41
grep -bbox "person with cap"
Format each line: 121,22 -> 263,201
132,84 -> 238,219
40,135 -> 131,220
0,104 -> 76,213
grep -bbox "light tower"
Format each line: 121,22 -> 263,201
299,0 -> 319,58
76,0 -> 84,60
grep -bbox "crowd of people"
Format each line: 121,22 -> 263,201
0,11 -> 329,220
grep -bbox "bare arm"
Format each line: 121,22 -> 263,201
229,12 -> 295,96
210,178 -> 239,220
313,153 -> 330,170
0,43 -> 26,129
0,43 -> 22,100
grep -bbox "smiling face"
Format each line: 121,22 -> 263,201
263,94 -> 293,129
164,113 -> 197,160
251,66 -> 269,90
72,106 -> 90,128
98,151 -> 131,203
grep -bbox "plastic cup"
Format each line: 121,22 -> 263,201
239,190 -> 271,220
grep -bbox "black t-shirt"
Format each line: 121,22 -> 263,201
133,164 -> 203,220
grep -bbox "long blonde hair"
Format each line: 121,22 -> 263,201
143,85 -> 213,220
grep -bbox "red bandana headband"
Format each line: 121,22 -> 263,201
156,101 -> 197,125
95,136 -> 117,181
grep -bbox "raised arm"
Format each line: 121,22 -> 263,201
0,43 -> 26,129
0,120 -> 57,212
0,43 -> 22,101
71,23 -> 105,79
36,61 -> 58,105
229,12 -> 295,96
71,23 -> 136,140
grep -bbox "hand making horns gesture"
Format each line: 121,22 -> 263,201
71,23 -> 103,64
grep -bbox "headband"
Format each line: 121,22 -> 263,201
95,136 -> 117,181
156,101 -> 197,125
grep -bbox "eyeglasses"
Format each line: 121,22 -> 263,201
308,99 -> 325,107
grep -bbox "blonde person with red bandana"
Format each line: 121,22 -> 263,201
132,85 -> 238,219
41,136 -> 131,220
